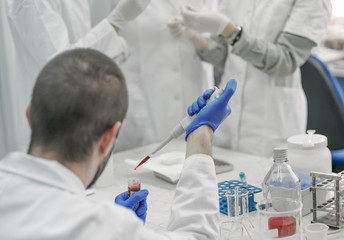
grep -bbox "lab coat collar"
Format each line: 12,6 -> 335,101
0,152 -> 86,196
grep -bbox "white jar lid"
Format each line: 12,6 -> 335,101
287,130 -> 328,149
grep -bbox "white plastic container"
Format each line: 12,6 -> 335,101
304,223 -> 329,240
287,130 -> 332,216
287,130 -> 332,174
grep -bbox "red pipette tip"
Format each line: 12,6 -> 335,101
134,155 -> 151,170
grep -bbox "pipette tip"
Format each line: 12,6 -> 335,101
134,155 -> 151,170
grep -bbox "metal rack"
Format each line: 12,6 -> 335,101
310,171 -> 344,228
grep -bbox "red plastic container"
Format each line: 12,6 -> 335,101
268,216 -> 296,238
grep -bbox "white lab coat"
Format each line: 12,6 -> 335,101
215,0 -> 332,157
100,0 -> 213,151
5,0 -> 127,153
0,152 -> 219,239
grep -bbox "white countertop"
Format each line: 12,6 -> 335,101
88,140 -> 344,238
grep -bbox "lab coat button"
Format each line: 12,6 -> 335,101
173,66 -> 179,72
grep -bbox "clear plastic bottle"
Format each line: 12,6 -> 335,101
263,147 -> 301,202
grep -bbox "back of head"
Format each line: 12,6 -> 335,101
29,48 -> 128,163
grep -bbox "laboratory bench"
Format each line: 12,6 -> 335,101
88,140 -> 344,239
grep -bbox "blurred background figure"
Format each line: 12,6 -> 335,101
1,0 -> 342,159
90,0 -> 215,151
178,0 -> 332,157
0,0 -> 150,157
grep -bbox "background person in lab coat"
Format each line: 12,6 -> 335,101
3,0 -> 150,156
177,0 -> 332,157
90,0 -> 215,152
0,48 -> 237,240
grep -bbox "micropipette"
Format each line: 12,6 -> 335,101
134,86 -> 224,170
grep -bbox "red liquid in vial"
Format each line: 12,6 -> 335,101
268,216 -> 296,238
128,180 -> 141,211
128,183 -> 141,197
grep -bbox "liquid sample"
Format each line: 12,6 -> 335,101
269,216 -> 296,238
128,178 -> 141,197
134,155 -> 151,170
128,178 -> 141,211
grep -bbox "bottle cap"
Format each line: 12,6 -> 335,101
273,147 -> 288,162
287,130 -> 328,149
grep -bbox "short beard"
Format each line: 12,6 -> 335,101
86,145 -> 114,189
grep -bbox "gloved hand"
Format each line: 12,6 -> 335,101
167,17 -> 196,39
186,79 -> 237,140
114,189 -> 149,223
108,0 -> 151,29
181,5 -> 231,35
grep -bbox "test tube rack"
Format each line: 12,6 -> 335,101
218,180 -> 262,216
310,171 -> 344,229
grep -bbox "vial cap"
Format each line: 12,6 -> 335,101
239,172 -> 245,179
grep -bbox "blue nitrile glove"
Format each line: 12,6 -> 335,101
114,189 -> 149,223
186,79 -> 237,140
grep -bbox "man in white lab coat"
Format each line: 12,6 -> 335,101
0,48 -> 237,239
4,0 -> 150,155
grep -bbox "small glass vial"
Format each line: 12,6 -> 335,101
128,178 -> 141,197
128,178 -> 141,211
239,172 -> 248,187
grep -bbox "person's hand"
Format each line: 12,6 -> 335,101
108,0 -> 151,30
181,5 -> 231,35
167,17 -> 196,39
114,189 -> 149,223
185,79 -> 237,140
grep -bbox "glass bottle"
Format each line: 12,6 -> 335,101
263,147 -> 301,202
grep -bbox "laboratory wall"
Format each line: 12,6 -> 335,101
0,0 -> 22,158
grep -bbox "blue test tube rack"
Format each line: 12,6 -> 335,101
218,180 -> 262,216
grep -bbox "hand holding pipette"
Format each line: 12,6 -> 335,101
185,79 -> 237,139
135,79 -> 237,170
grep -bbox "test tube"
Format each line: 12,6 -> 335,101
128,178 -> 141,197
224,187 -> 253,239
128,178 -> 141,211
239,172 -> 248,187
226,187 -> 249,218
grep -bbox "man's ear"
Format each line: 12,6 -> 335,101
98,121 -> 121,158
26,103 -> 31,128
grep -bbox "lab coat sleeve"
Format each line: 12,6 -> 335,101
232,31 -> 316,77
166,154 -> 219,240
86,154 -> 219,240
196,31 -> 315,77
7,0 -> 127,66
197,35 -> 228,73
230,0 -> 331,77
284,0 -> 332,45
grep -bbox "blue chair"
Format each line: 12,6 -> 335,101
300,55 -> 344,172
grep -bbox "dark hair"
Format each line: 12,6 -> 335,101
29,48 -> 128,162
